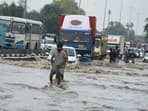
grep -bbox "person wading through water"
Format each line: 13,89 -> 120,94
49,42 -> 68,87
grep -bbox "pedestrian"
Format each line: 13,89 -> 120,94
112,48 -> 116,62
124,46 -> 129,63
109,48 -> 114,63
49,42 -> 68,87
115,45 -> 120,62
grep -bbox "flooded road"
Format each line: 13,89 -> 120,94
0,63 -> 148,111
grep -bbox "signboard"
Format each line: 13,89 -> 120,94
107,35 -> 121,44
61,15 -> 90,31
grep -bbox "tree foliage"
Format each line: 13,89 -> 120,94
56,0 -> 85,15
0,0 -> 85,33
105,21 -> 135,40
27,10 -> 41,21
40,3 -> 62,33
0,2 -> 24,17
126,22 -> 135,40
105,21 -> 127,36
40,0 -> 85,33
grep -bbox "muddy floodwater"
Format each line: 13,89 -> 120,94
0,60 -> 148,111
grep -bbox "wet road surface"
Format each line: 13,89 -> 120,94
0,63 -> 148,111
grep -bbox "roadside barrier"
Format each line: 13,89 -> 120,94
0,49 -> 48,57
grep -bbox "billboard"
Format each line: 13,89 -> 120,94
61,15 -> 90,31
107,35 -> 121,44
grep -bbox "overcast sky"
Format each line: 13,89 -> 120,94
3,0 -> 148,35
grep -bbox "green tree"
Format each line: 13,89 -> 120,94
40,0 -> 85,33
0,2 -> 8,15
27,10 -> 41,21
0,0 -> 85,33
105,21 -> 127,36
126,22 -> 135,40
40,4 -> 62,33
57,0 -> 85,14
144,17 -> 148,38
0,2 -> 24,17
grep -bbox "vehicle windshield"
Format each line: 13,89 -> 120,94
95,39 -> 100,48
0,19 -> 10,32
45,39 -> 55,44
50,48 -> 75,57
64,48 -> 75,56
41,37 -> 55,44
60,31 -> 91,43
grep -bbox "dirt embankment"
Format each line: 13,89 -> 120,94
0,57 -> 50,69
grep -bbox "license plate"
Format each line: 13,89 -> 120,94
78,44 -> 84,48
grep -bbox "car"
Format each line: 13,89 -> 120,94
143,53 -> 148,63
48,46 -> 79,67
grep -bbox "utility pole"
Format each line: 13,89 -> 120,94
108,9 -> 111,25
129,6 -> 133,25
24,0 -> 27,19
127,6 -> 133,40
119,0 -> 123,23
136,13 -> 141,35
103,0 -> 108,33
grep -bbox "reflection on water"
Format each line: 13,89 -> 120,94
0,63 -> 148,111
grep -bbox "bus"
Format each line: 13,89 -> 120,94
0,16 -> 42,49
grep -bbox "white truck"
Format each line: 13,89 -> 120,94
40,33 -> 56,50
107,35 -> 125,55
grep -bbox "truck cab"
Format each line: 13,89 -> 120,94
94,33 -> 107,59
40,33 -> 56,50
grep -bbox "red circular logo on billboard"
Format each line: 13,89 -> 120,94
70,20 -> 82,25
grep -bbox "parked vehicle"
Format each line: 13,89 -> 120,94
0,16 -> 42,49
48,46 -> 79,67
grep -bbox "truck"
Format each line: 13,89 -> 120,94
40,33 -> 56,50
58,14 -> 96,56
107,35 -> 125,56
94,33 -> 108,59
